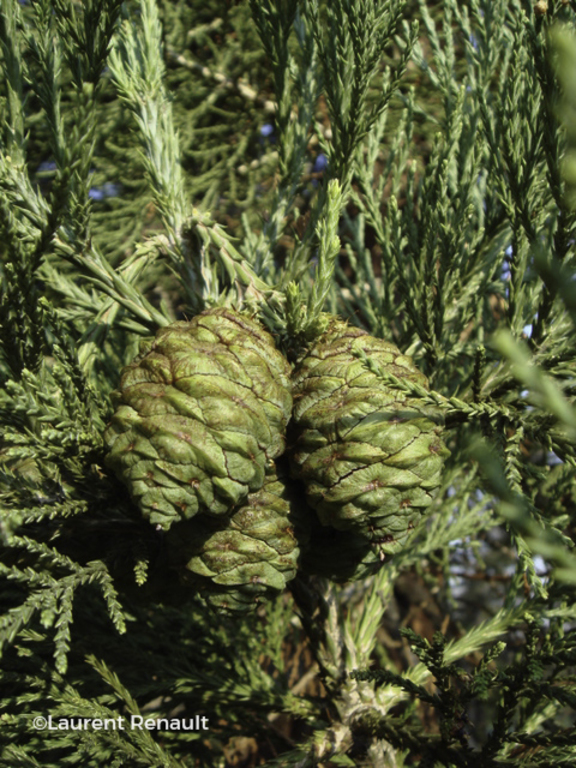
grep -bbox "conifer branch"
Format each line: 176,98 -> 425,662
2,2 -> 576,764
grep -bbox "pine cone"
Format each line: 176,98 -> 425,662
290,320 -> 449,557
104,308 -> 293,529
165,467 -> 300,611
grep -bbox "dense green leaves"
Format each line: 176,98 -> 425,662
1,0 -> 576,765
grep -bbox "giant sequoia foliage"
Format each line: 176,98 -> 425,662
1,1 -> 576,766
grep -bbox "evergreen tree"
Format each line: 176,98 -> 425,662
1,0 -> 576,766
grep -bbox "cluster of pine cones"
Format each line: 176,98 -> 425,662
104,308 -> 449,611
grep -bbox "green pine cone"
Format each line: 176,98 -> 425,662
104,308 -> 293,529
290,320 -> 449,556
165,467 -> 300,611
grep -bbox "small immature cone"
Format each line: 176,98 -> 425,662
534,1 -> 548,15
290,320 -> 449,557
104,308 -> 293,529
166,467 -> 300,611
